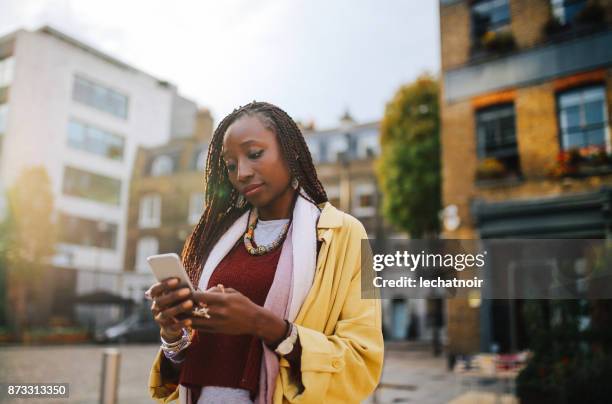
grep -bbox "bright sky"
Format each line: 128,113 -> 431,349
0,0 -> 440,129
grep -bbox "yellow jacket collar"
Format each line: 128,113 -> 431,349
316,202 -> 343,229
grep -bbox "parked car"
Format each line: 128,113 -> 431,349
95,304 -> 159,343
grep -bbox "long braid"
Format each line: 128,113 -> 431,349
181,101 -> 328,288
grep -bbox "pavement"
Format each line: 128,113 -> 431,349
0,342 -> 517,403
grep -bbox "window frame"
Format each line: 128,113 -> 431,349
471,0 -> 512,41
138,194 -> 162,228
135,236 -> 159,272
556,84 -> 610,152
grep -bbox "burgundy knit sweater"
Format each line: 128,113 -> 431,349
179,240 -> 282,402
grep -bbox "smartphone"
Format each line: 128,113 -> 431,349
147,253 -> 196,293
147,253 -> 196,320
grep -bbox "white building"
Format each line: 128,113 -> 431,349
0,27 -> 197,319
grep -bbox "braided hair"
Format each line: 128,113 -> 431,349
181,101 -> 327,287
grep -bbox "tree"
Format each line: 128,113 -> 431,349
3,167 -> 56,339
376,74 -> 441,238
376,74 -> 442,354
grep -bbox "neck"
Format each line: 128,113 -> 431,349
257,187 -> 296,220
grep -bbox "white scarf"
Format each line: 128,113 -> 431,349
179,191 -> 321,403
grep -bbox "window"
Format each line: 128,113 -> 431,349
0,57 -> 15,88
327,136 -> 349,163
357,132 -> 380,159
62,166 -> 122,205
150,155 -> 175,176
188,193 -> 205,225
135,237 -> 158,272
353,183 -> 376,218
306,139 -> 321,163
72,75 -> 128,119
551,0 -> 587,25
471,0 -> 511,39
59,214 -> 117,249
67,120 -> 124,160
139,194 -> 161,228
558,85 -> 609,150
476,104 -> 520,174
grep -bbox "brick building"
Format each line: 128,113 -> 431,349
440,0 -> 612,353
122,109 -> 213,302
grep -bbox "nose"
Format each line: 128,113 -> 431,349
236,157 -> 254,183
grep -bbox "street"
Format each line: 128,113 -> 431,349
0,343 -> 511,403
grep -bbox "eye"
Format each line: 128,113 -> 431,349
225,161 -> 237,172
248,150 -> 263,159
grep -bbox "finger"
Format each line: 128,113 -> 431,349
150,301 -> 160,316
156,287 -> 192,309
147,278 -> 180,299
163,300 -> 194,319
154,311 -> 174,327
192,291 -> 227,306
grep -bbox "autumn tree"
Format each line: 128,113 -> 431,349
376,74 -> 442,354
376,74 -> 441,238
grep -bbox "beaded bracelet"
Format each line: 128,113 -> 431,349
161,328 -> 193,355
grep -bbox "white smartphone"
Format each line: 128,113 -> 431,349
146,253 -> 196,293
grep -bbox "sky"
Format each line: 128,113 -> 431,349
0,0 -> 440,129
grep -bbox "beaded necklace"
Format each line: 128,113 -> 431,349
243,209 -> 291,255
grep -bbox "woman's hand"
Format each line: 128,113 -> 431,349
190,286 -> 288,346
145,278 -> 194,341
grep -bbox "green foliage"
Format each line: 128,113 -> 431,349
376,74 -> 441,237
517,300 -> 612,403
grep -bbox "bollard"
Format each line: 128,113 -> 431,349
100,348 -> 121,404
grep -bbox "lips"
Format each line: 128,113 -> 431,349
242,183 -> 264,196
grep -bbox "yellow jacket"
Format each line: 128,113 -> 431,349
148,202 -> 384,403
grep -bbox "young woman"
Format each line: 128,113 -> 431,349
146,101 -> 383,404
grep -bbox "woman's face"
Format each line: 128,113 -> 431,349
222,115 -> 293,210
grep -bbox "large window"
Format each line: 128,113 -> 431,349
72,75 -> 128,119
476,103 -> 520,174
558,85 -> 609,150
59,214 -> 117,249
471,0 -> 511,39
357,132 -> 380,159
306,139 -> 321,163
67,120 -> 124,160
0,57 -> 14,88
149,154 -> 175,176
135,237 -> 158,272
551,0 -> 587,25
139,194 -> 161,228
352,183 -> 376,218
326,136 -> 349,163
62,166 -> 122,205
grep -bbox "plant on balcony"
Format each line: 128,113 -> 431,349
548,145 -> 612,178
480,30 -> 516,53
475,157 -> 508,180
